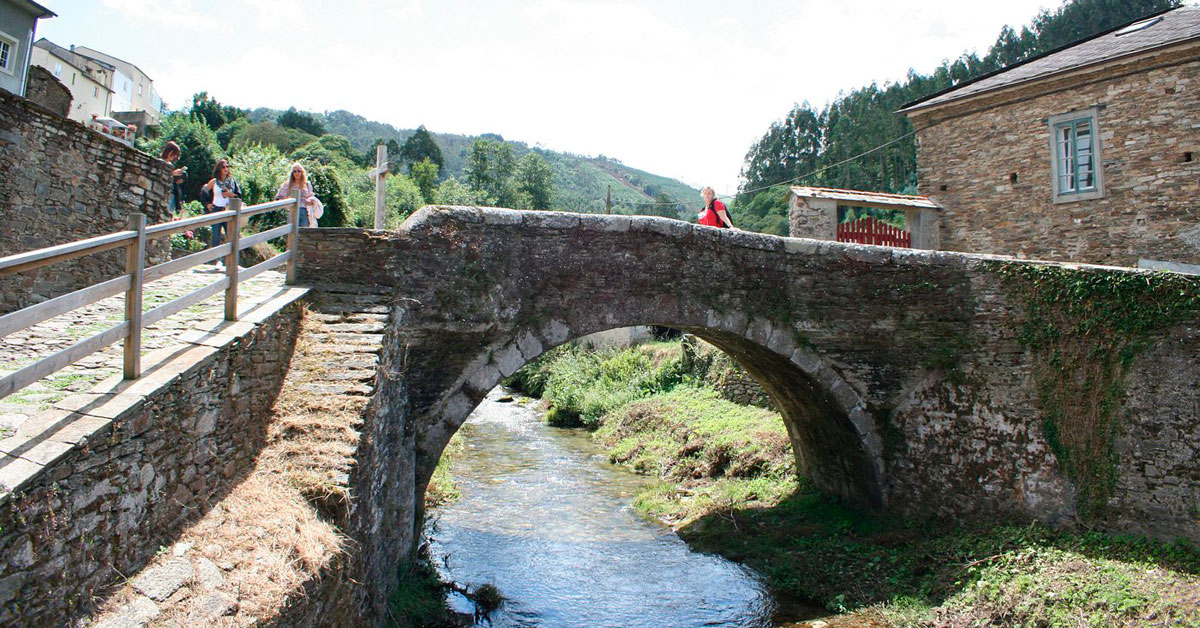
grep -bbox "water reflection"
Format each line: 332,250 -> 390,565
427,387 -> 775,628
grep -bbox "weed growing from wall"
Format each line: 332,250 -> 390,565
996,263 -> 1199,518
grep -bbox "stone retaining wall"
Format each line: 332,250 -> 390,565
0,88 -> 171,313
0,288 -> 305,625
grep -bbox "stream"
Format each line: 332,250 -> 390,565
426,387 -> 780,628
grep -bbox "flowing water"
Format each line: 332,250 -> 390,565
426,387 -> 777,628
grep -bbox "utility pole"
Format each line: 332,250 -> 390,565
371,144 -> 390,230
605,184 -> 612,215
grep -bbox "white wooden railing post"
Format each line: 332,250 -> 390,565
224,199 -> 243,321
373,144 -> 388,230
286,191 -> 300,285
123,212 -> 146,379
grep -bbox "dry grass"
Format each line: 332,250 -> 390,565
88,305 -> 375,626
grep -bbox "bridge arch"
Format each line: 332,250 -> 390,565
417,318 -> 884,514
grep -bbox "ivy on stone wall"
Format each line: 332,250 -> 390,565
996,263 -> 1200,518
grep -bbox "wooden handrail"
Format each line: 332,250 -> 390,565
0,230 -> 137,277
0,195 -> 301,401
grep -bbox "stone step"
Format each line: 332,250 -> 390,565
296,382 -> 374,396
320,322 -> 387,334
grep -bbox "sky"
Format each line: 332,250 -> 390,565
37,0 -> 1067,196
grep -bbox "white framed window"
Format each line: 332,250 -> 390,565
53,61 -> 62,78
0,29 -> 18,76
1049,108 -> 1105,203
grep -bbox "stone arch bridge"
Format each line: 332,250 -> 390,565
295,206 -> 1199,619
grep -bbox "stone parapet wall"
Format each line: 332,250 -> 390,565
0,88 -> 171,313
0,289 -> 305,625
909,45 -> 1200,266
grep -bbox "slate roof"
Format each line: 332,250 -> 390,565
789,186 -> 940,210
900,5 -> 1200,114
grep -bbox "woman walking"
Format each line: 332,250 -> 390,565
697,186 -> 734,229
275,162 -> 316,227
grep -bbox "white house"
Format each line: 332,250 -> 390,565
30,38 -> 111,123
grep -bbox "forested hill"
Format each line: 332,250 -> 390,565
251,108 -> 700,217
734,0 -> 1183,236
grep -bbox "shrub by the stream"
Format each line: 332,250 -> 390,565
506,343 -> 689,428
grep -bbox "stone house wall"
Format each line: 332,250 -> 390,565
0,88 -> 171,313
0,294 -> 304,625
908,44 -> 1200,266
24,65 -> 71,118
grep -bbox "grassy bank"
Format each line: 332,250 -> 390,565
508,339 -> 1200,628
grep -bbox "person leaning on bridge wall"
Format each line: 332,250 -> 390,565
698,186 -> 736,229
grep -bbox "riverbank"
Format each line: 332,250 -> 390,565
506,339 -> 1200,628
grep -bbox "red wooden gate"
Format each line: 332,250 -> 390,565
837,217 -> 911,248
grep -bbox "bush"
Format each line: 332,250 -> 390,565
148,113 -> 223,203
507,343 -> 688,429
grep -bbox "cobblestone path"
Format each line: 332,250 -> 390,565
0,266 -> 289,433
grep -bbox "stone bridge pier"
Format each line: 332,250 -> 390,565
296,206 -> 1200,621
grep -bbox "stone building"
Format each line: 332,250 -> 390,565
899,5 -> 1200,269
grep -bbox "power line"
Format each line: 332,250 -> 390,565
610,130 -> 917,209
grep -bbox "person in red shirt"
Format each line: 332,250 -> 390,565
697,186 -> 734,229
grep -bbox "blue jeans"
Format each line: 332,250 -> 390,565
209,208 -> 227,249
299,205 -> 309,228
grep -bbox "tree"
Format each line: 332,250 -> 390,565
465,139 -> 515,205
515,153 -> 554,210
190,92 -> 230,130
434,177 -> 487,206
152,113 -> 222,203
228,121 -> 315,154
228,144 -> 290,206
411,158 -> 439,204
400,125 -> 445,173
277,107 -> 326,137
291,134 -> 363,168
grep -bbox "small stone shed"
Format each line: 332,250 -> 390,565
899,5 -> 1200,268
787,186 -> 942,249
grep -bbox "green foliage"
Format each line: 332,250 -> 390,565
399,125 -> 445,173
996,263 -> 1200,518
386,557 -> 455,628
433,176 -> 486,206
341,171 -> 423,229
506,343 -> 690,429
410,158 -> 439,205
215,118 -> 248,151
229,121 -> 316,154
292,134 -> 363,168
597,386 -> 793,482
228,144 -> 290,206
303,162 -> 348,228
151,113 -> 222,202
276,107 -> 326,137
466,138 -> 516,205
188,91 -> 244,131
515,152 -> 554,210
736,0 -> 1181,234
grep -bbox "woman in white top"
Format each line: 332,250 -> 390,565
202,159 -> 242,248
